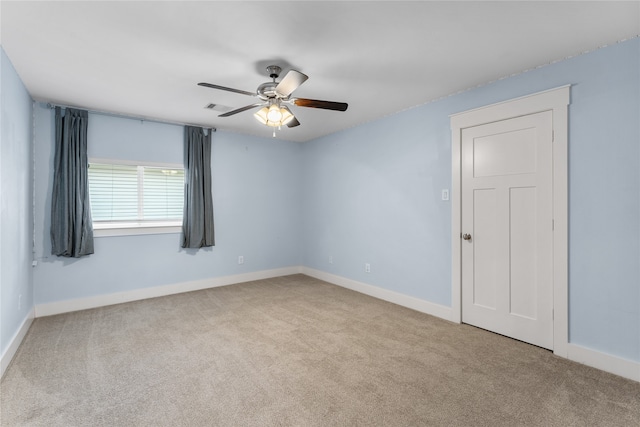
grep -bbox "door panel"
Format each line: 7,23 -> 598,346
473,127 -> 537,177
462,111 -> 553,349
472,188 -> 498,310
509,186 -> 537,319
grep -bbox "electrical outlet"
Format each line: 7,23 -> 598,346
365,263 -> 371,273
238,255 -> 244,265
442,189 -> 450,201
329,255 -> 333,264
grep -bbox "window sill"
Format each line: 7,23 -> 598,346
93,222 -> 182,237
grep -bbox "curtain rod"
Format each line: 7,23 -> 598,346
44,102 -> 216,132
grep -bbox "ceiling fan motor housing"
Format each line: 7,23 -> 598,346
257,82 -> 280,100
257,65 -> 284,100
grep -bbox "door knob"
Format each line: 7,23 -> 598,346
462,233 -> 472,241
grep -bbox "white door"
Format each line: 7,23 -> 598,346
461,110 -> 554,349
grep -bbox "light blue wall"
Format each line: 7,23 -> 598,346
302,106 -> 452,305
0,47 -> 34,357
302,38 -> 640,362
33,107 -> 303,304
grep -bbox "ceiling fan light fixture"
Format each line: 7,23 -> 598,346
254,103 -> 295,128
280,106 -> 294,126
266,103 -> 283,122
254,106 -> 269,125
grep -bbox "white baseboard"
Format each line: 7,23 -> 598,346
301,267 -> 452,321
567,343 -> 640,382
35,266 -> 302,317
1,308 -> 35,378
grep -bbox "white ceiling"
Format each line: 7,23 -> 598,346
1,1 -> 639,142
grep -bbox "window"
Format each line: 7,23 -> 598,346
88,159 -> 184,236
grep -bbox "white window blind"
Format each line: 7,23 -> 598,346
89,163 -> 139,221
143,167 -> 184,220
88,162 -> 184,234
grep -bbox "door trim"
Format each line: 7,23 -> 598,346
450,85 -> 570,357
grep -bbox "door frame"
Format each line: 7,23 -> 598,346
450,85 -> 570,357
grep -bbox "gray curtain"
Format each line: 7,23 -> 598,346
50,107 -> 94,257
182,126 -> 215,248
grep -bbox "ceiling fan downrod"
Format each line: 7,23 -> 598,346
266,65 -> 282,81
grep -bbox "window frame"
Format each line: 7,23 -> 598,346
88,158 -> 184,237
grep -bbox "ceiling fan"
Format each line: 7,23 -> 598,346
198,65 -> 348,132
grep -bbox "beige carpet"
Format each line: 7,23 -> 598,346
1,274 -> 639,426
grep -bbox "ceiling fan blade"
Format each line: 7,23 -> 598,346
293,98 -> 348,111
218,103 -> 265,117
275,70 -> 309,97
286,117 -> 301,128
198,82 -> 256,97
